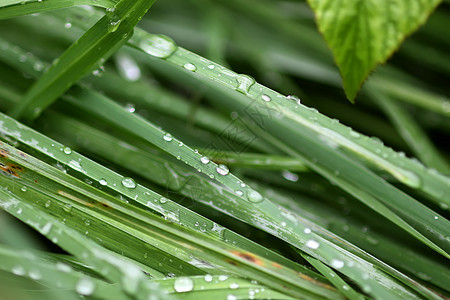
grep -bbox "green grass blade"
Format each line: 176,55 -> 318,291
0,244 -> 127,300
302,255 -> 365,300
9,0 -> 156,122
0,0 -> 116,20
368,87 -> 450,174
0,187 -> 172,299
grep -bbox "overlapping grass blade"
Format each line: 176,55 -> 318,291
0,140 -> 340,299
9,0 -> 156,122
0,0 -> 116,20
367,86 -> 450,173
0,244 -> 127,300
0,184 -> 172,299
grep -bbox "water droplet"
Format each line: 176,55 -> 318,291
116,54 -> 141,82
92,66 -> 104,77
174,277 -> 194,292
21,186 -> 27,192
183,63 -> 197,71
56,262 -> 72,273
235,190 -> 244,196
17,208 -> 22,214
64,22 -> 72,29
434,216 -> 439,220
204,274 -> 213,282
281,221 -> 287,227
63,204 -> 72,213
287,95 -> 301,104
76,277 -> 95,296
247,190 -> 263,203
207,64 -> 215,69
159,197 -> 168,204
12,265 -> 25,276
235,74 -> 255,94
306,240 -> 320,249
227,295 -> 237,300
261,94 -> 271,102
33,61 -> 44,72
216,164 -> 229,176
230,283 -> 239,289
124,103 -> 135,113
41,222 -> 52,235
218,275 -> 228,281
63,147 -> 72,154
28,269 -> 42,280
139,34 -> 178,59
108,20 -> 121,32
304,228 -> 311,234
122,177 -> 136,189
330,259 -> 344,269
163,133 -> 173,141
99,178 -> 108,186
281,170 -> 298,182
201,156 -> 210,164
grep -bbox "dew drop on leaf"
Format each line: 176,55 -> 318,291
163,133 -> 173,142
28,269 -> 42,280
330,259 -> 344,269
139,34 -> 178,59
12,265 -> 25,276
99,179 -> 108,186
76,277 -> 95,296
216,164 -> 229,176
200,156 -> 210,164
287,95 -> 301,104
235,74 -> 255,94
247,189 -> 263,203
183,63 -> 197,71
306,240 -> 320,249
261,94 -> 271,102
204,274 -> 213,282
122,177 -> 136,189
230,283 -> 239,289
174,277 -> 194,292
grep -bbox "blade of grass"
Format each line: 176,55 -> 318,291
367,86 -> 450,174
0,0 -> 116,20
0,244 -> 127,300
9,0 -> 157,122
0,187 -> 173,300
